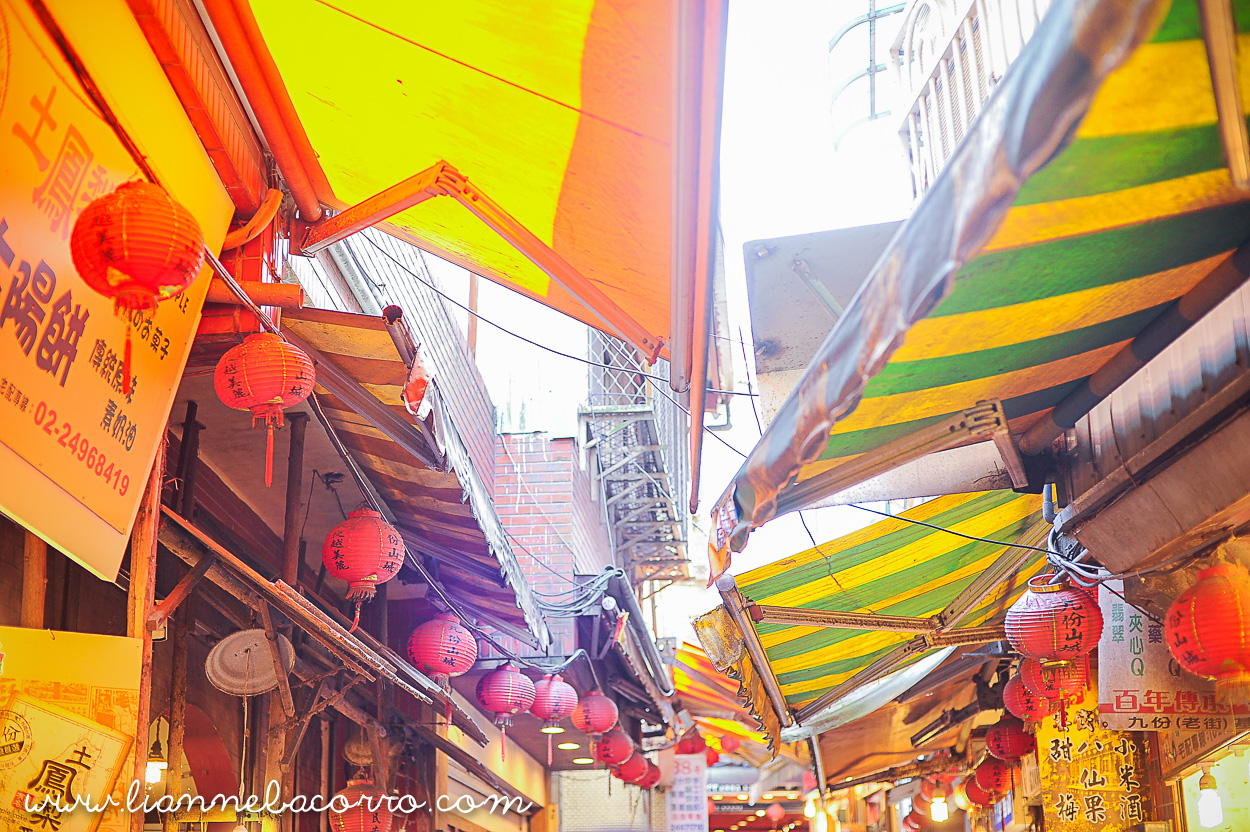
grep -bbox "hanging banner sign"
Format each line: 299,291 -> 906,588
1096,582 -> 1247,731
0,627 -> 142,832
1038,682 -> 1153,830
667,754 -> 708,832
0,0 -> 230,579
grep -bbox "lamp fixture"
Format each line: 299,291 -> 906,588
1198,766 -> 1223,828
145,737 -> 167,784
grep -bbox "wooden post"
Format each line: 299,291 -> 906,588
21,531 -> 46,629
281,413 -> 309,587
128,446 -> 165,832
162,593 -> 193,832
466,272 -> 479,355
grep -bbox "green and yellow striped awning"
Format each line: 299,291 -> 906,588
736,492 -> 1046,711
723,0 -> 1250,555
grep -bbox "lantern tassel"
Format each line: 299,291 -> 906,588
446,699 -> 453,726
122,325 -> 133,396
347,602 -> 362,634
548,733 -> 553,767
265,422 -> 275,487
500,726 -> 506,763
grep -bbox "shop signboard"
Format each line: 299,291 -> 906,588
0,0 -> 230,580
0,626 -> 142,832
1038,682 -> 1153,830
1096,582 -> 1246,731
667,753 -> 708,832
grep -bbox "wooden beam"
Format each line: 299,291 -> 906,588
146,553 -> 214,632
281,413 -> 309,587
258,601 -> 296,718
162,589 -> 193,832
21,531 -> 46,628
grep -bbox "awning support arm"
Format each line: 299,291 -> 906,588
716,574 -> 794,728
751,605 -> 935,633
1199,0 -> 1250,189
295,161 -> 664,360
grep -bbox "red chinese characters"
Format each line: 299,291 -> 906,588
1006,575 -> 1103,664
407,613 -> 477,686
1165,562 -> 1250,702
321,508 -> 404,602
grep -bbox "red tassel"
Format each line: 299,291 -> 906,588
548,733 -> 553,767
445,699 -> 453,726
347,602 -> 361,634
122,325 -> 133,396
500,727 -> 506,763
265,422 -> 274,487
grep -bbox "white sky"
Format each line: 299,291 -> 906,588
426,0 -> 921,643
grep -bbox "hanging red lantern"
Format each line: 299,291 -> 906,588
963,778 -> 997,807
71,182 -> 205,395
328,779 -> 393,832
705,747 -> 720,767
986,717 -> 1036,761
596,728 -> 634,766
1019,656 -> 1087,702
476,662 -> 536,760
322,508 -> 404,605
1003,674 -> 1050,721
213,332 -> 315,486
765,803 -> 785,824
904,810 -> 926,830
720,734 -> 741,754
637,761 -> 662,789
975,757 -> 1013,794
615,752 -> 649,784
531,674 -> 579,765
917,779 -> 935,800
408,613 -> 478,686
676,730 -> 707,754
571,689 -> 619,739
912,791 -> 931,814
1005,574 -> 1104,664
1166,562 -> 1250,702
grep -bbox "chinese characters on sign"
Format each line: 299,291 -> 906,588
1096,582 -> 1246,732
667,754 -> 708,832
0,0 -> 225,581
1039,682 -> 1152,832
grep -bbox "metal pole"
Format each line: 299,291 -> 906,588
716,575 -> 794,727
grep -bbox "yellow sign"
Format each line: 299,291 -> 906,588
0,0 -> 231,579
1037,682 -> 1153,831
0,626 -> 142,832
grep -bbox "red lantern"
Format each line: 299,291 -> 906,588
1166,562 -> 1250,701
615,752 -> 649,784
531,674 -> 578,764
765,803 -> 785,824
213,332 -> 315,486
975,757 -> 1013,794
705,747 -> 720,767
986,718 -> 1036,761
917,779 -> 935,800
637,761 -> 661,789
1003,674 -> 1050,721
477,662 -> 535,760
322,508 -> 404,603
596,728 -> 634,766
408,613 -> 478,686
571,689 -> 619,739
963,779 -> 996,807
720,734 -> 741,754
676,730 -> 707,754
1005,574 -> 1103,663
912,791 -> 930,814
71,182 -> 205,395
904,810 -> 926,830
328,779 -> 393,832
1020,657 -> 1087,702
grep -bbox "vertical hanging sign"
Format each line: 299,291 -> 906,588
667,753 -> 708,832
0,0 -> 229,579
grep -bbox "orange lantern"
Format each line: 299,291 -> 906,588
71,182 -> 205,394
328,779 -> 393,832
213,333 -> 315,486
1020,656 -> 1087,703
1166,562 -> 1250,702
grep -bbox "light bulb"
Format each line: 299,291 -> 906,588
804,799 -> 816,819
930,798 -> 949,822
144,761 -> 164,784
1198,769 -> 1223,828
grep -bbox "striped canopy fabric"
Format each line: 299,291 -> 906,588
246,0 -> 724,359
736,492 -> 1046,711
282,307 -> 546,643
724,0 -> 1250,553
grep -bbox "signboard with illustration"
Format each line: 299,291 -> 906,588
0,0 -> 230,579
1038,682 -> 1152,830
0,627 -> 141,832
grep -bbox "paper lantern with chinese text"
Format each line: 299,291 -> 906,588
1020,656 -> 1087,702
531,674 -> 579,764
1166,562 -> 1250,702
637,761 -> 662,789
596,728 -> 634,766
408,613 -> 478,686
676,730 -> 707,754
1005,575 -> 1103,664
477,663 -> 535,760
1003,674 -> 1050,721
766,803 -> 785,824
328,779 -> 393,832
615,752 -> 649,784
975,757 -> 1013,794
322,508 -> 404,603
71,182 -> 205,395
963,779 -> 997,807
213,333 -> 315,486
720,734 -> 741,754
571,689 -> 619,739
986,718 -> 1035,761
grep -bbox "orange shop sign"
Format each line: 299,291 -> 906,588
0,0 -> 231,579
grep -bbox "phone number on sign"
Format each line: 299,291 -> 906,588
33,401 -> 131,495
